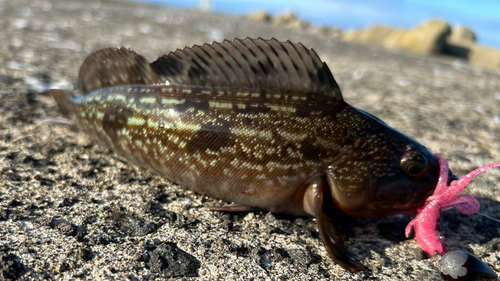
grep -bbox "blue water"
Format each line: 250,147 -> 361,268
134,0 -> 500,49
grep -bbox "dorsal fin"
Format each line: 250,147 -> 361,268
77,38 -> 343,101
151,38 -> 343,100
78,47 -> 161,94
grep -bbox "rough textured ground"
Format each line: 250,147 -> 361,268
0,0 -> 499,280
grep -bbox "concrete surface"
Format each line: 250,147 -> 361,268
0,0 -> 499,280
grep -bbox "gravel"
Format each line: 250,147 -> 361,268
0,0 -> 499,280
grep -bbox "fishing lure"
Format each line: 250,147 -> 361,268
405,154 -> 500,255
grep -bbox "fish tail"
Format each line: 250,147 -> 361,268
50,89 -> 76,118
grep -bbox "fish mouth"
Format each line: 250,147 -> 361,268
392,167 -> 457,214
391,194 -> 427,215
371,191 -> 427,217
355,165 -> 456,218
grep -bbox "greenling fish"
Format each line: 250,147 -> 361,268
50,38 -> 453,272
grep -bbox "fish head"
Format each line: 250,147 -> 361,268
325,124 -> 454,218
368,145 -> 442,216
326,143 -> 443,218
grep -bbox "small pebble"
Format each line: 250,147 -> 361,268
75,248 -> 90,261
492,242 -> 500,252
439,250 -> 497,280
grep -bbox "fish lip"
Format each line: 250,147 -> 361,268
392,195 -> 423,214
373,191 -> 425,216
387,179 -> 438,215
392,168 -> 457,214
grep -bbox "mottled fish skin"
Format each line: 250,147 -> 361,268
65,84 -> 343,215
51,38 -> 447,272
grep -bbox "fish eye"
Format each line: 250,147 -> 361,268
400,150 -> 429,178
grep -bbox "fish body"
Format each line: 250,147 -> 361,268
51,38 -> 447,272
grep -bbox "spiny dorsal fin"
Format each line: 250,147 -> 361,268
151,38 -> 343,100
77,38 -> 343,101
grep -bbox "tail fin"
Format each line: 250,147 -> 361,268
50,89 -> 76,118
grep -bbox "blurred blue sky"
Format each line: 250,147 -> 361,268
134,0 -> 500,49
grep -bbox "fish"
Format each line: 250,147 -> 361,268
50,38 -> 452,272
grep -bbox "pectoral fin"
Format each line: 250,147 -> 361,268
317,187 -> 368,273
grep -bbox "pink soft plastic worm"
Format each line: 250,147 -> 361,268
405,154 -> 500,255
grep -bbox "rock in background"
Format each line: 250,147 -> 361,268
1,0 -> 500,280
248,10 -> 343,38
344,20 -> 500,69
444,26 -> 500,70
248,11 -> 500,70
346,20 -> 451,55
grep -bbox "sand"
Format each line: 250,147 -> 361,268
0,0 -> 499,280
